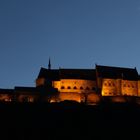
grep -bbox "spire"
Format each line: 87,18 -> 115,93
48,58 -> 51,70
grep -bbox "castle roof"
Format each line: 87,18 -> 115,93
59,69 -> 96,80
37,68 -> 60,80
0,89 -> 14,94
96,65 -> 138,80
37,68 -> 96,80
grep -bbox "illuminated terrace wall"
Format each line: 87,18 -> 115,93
59,92 -> 81,102
101,79 -> 138,96
101,79 -> 117,96
121,80 -> 138,96
53,79 -> 96,94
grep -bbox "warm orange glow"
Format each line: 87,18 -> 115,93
36,78 -> 45,86
87,94 -> 101,105
59,92 -> 81,103
50,99 -> 56,103
53,79 -> 96,94
101,79 -> 116,96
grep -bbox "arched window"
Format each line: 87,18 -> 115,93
67,86 -> 71,89
73,86 -> 77,89
80,87 -> 83,90
61,86 -> 65,89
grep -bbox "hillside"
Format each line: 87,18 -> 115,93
0,101 -> 140,139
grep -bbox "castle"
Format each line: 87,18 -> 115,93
1,60 -> 140,105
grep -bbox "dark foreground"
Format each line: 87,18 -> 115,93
0,101 -> 140,139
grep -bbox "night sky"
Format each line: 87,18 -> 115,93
0,0 -> 140,88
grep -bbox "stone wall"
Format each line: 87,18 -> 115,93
53,79 -> 96,94
121,80 -> 138,96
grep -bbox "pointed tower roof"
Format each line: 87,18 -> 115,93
48,58 -> 51,70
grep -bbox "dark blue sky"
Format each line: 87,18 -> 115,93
0,0 -> 140,88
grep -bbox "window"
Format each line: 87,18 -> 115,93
67,86 -> 71,89
61,86 -> 65,89
73,86 -> 77,89
80,87 -> 83,90
108,83 -> 111,86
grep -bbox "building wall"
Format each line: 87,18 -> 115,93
0,94 -> 12,102
138,80 -> 140,96
101,79 -> 117,96
101,79 -> 138,96
86,93 -> 101,105
59,92 -> 81,102
36,78 -> 45,86
53,79 -> 97,94
121,80 -> 138,96
116,79 -> 122,95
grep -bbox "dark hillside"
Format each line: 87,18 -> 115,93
0,101 -> 140,139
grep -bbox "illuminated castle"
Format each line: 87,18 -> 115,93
0,60 -> 140,104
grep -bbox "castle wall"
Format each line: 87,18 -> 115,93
86,93 -> 101,105
36,78 -> 45,86
138,80 -> 140,96
59,92 -> 81,102
101,79 -> 117,96
17,95 -> 36,102
53,79 -> 96,94
121,80 -> 138,96
101,79 -> 138,96
0,94 -> 12,102
116,79 -> 121,95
